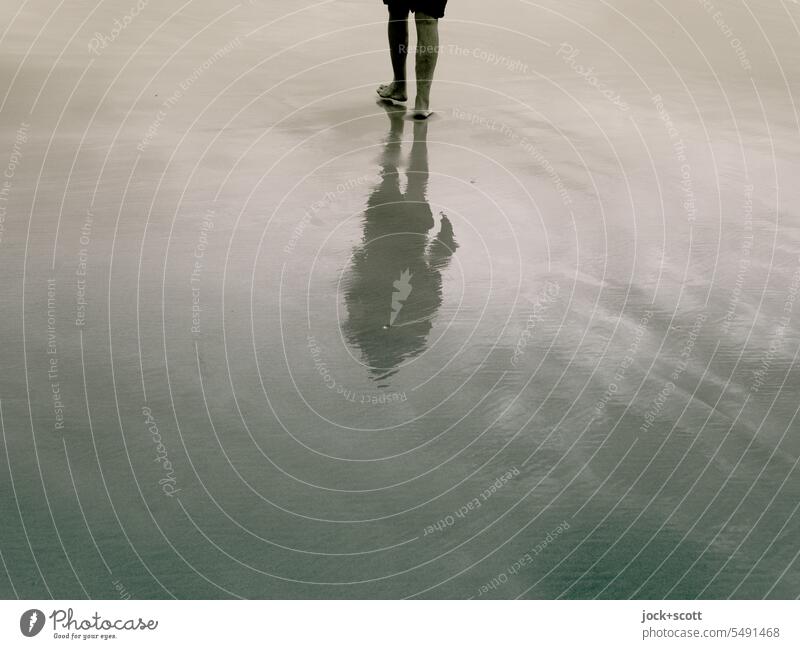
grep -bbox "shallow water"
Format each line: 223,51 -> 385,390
0,0 -> 799,598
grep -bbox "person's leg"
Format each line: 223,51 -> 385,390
377,5 -> 410,102
413,12 -> 439,118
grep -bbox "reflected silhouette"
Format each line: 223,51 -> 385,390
343,102 -> 457,385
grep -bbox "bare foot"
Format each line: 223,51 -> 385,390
413,96 -> 432,119
377,82 -> 407,103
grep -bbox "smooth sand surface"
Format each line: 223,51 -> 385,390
0,0 -> 799,598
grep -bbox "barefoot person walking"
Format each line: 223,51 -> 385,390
377,1 -> 447,118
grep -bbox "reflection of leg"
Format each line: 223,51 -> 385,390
384,105 -> 405,168
374,101 -> 405,196
377,7 -> 409,102
413,12 -> 439,118
406,119 -> 429,203
377,97 -> 406,138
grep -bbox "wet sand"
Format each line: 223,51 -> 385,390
0,0 -> 799,598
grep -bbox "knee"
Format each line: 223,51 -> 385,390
415,12 -> 439,43
415,12 -> 438,26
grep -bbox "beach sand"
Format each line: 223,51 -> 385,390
0,0 -> 799,598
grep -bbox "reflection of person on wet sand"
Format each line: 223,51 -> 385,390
377,1 -> 448,118
343,103 -> 457,385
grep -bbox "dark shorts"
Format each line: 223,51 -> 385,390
383,0 -> 447,19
